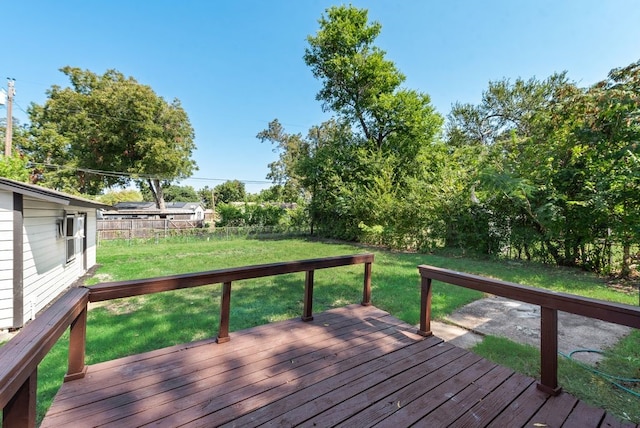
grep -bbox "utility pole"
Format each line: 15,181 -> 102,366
4,78 -> 15,156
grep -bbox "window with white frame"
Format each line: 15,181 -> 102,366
65,214 -> 76,263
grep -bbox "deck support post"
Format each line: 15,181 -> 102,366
417,276 -> 433,337
64,305 -> 88,382
361,262 -> 372,306
538,306 -> 562,395
217,281 -> 232,343
302,270 -> 314,321
3,370 -> 37,428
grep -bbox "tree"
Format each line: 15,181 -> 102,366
295,5 -> 443,245
97,189 -> 143,206
164,185 -> 198,202
214,180 -> 246,204
256,119 -> 305,198
197,186 -> 215,209
1,120 -> 31,182
24,67 -> 196,207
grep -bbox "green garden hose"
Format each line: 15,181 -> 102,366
559,349 -> 640,398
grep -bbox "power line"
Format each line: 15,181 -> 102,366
31,162 -> 272,185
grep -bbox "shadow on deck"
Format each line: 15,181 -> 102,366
41,304 -> 634,427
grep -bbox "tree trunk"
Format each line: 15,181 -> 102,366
621,241 -> 632,278
147,178 -> 166,210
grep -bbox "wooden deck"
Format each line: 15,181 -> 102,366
41,304 -> 636,428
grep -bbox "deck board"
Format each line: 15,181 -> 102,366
41,304 -> 637,428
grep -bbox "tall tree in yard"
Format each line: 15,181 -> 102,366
293,5 -> 443,246
24,67 -> 196,208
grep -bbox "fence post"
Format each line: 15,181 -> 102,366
417,275 -> 433,337
538,306 -> 562,395
64,305 -> 88,382
3,370 -> 37,428
217,282 -> 232,343
302,270 -> 314,321
361,261 -> 372,306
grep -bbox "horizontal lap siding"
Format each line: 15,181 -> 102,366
0,191 -> 13,329
21,200 -> 87,321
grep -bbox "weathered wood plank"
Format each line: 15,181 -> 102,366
416,364 -> 515,427
447,371 -> 536,427
373,358 -> 498,427
298,346 -> 470,427
487,381 -> 550,427
562,400 -> 606,427
117,314 -> 422,426
527,391 -> 579,427
219,335 -> 444,427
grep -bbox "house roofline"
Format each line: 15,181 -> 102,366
0,178 -> 112,210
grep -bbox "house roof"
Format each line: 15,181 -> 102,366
0,178 -> 111,209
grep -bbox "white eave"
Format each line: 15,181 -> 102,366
0,178 -> 112,210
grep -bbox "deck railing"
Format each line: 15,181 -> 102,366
417,264 -> 640,395
0,253 -> 373,428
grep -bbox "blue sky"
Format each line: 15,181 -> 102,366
3,1 -> 639,193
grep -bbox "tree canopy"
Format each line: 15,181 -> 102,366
260,5 -> 443,245
23,67 -> 197,208
257,6 -> 638,278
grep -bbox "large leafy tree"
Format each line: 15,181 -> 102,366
213,180 -> 246,204
446,61 -> 640,277
271,5 -> 444,246
23,67 -> 196,208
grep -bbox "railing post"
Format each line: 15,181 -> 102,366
417,275 -> 433,337
3,370 -> 37,428
538,306 -> 562,395
302,270 -> 314,321
361,262 -> 372,306
64,305 -> 88,382
217,281 -> 232,343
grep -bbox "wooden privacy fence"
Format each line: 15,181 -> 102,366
417,264 -> 640,395
97,219 -> 205,240
0,254 -> 373,427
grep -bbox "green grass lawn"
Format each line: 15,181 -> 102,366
34,236 -> 639,424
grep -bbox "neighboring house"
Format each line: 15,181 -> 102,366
0,178 -> 110,330
101,201 -> 205,221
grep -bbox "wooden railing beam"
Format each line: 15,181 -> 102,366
88,254 -> 375,302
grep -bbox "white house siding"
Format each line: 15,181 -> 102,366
0,191 -> 14,328
21,199 -> 90,322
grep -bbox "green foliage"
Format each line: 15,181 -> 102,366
23,67 -> 196,204
215,202 -> 287,227
97,189 -> 143,206
197,186 -> 214,209
0,153 -> 30,182
255,183 -> 301,203
215,203 -> 245,226
444,62 -> 640,276
214,180 -> 246,204
256,6 -> 444,246
160,184 -> 198,202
